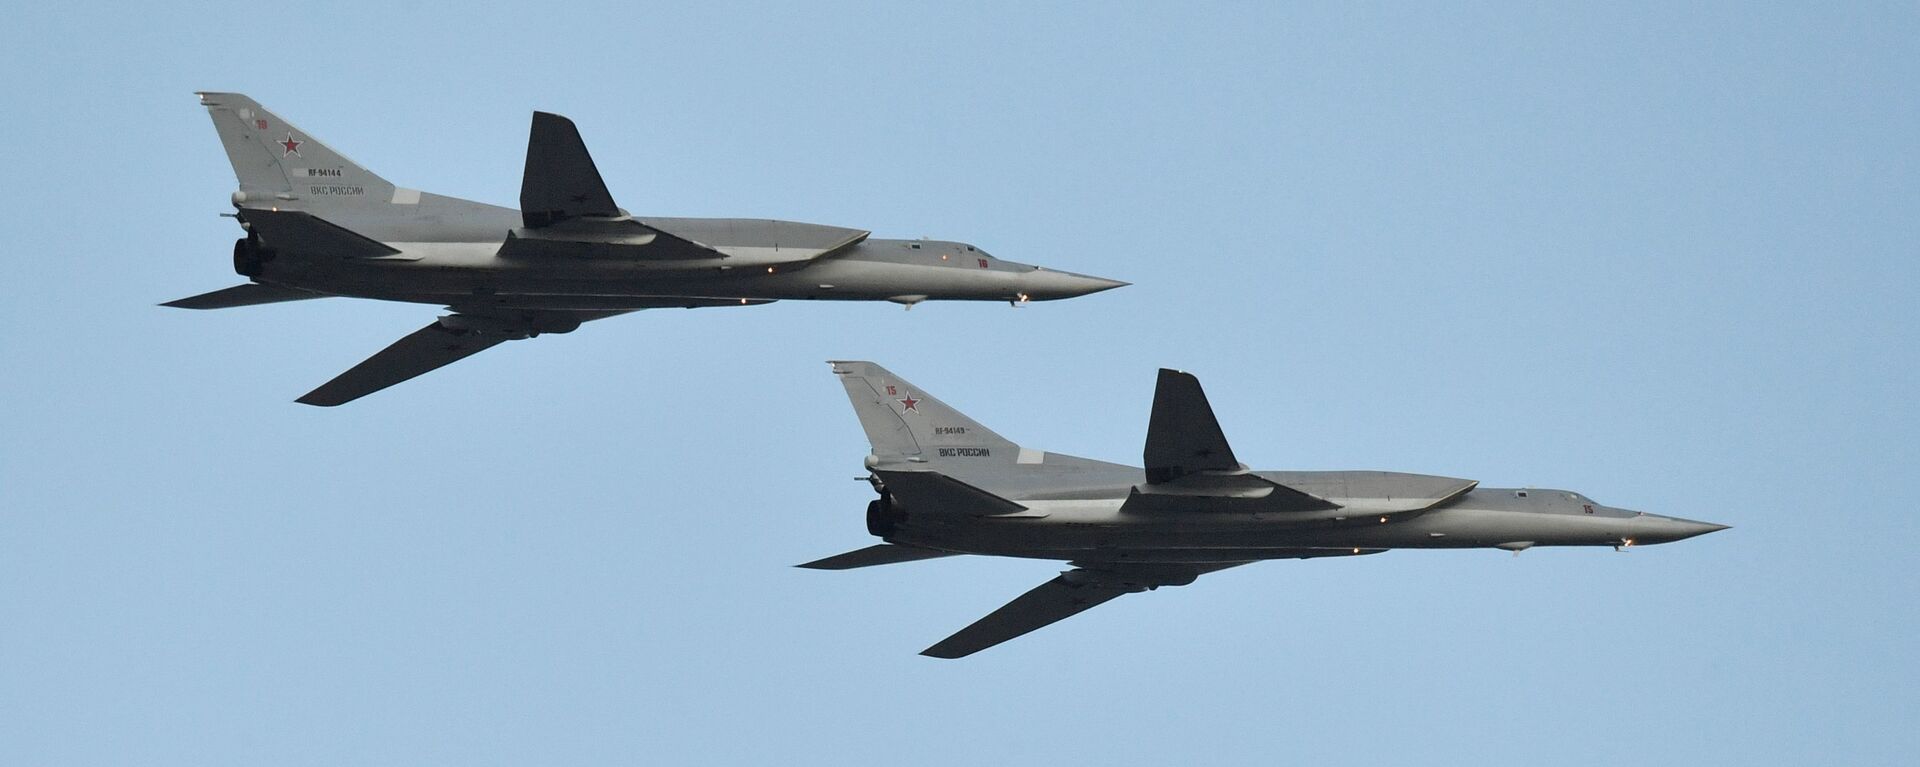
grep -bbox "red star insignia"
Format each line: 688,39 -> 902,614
280,133 -> 303,157
897,395 -> 920,413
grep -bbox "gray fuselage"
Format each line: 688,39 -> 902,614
876,458 -> 1725,564
244,196 -> 1122,310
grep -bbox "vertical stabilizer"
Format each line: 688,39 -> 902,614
196,92 -> 397,207
828,361 -> 1018,461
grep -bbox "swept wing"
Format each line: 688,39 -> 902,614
921,562 -> 1249,659
1136,368 -> 1335,512
295,298 -> 769,407
511,112 -> 866,265
923,547 -> 1389,658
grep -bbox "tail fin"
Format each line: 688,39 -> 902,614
196,92 -> 397,207
829,361 -> 1029,463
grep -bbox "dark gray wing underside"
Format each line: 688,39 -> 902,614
921,573 -> 1131,659
295,298 -> 778,405
296,321 -> 512,406
921,562 -> 1251,659
296,309 -> 634,406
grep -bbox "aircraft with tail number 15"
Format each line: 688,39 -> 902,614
168,94 -> 1126,405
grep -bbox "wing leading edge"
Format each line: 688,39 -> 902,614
295,309 -> 628,406
922,562 -> 1248,659
295,296 -> 778,406
921,547 -> 1389,658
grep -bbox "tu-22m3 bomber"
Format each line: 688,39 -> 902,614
803,362 -> 1728,658
167,93 -> 1126,405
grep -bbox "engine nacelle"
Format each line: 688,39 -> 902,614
435,313 -> 583,337
1061,566 -> 1198,591
231,237 -> 273,278
865,493 -> 904,538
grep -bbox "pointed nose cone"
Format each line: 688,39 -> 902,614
1675,520 -> 1732,539
1022,268 -> 1130,300
1643,515 -> 1731,544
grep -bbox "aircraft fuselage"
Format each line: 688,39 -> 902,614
236,199 -> 1123,310
880,480 -> 1727,563
253,235 -> 1118,310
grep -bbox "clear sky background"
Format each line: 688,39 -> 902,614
2,2 -> 1914,764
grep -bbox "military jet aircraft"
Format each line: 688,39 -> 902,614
803,362 -> 1729,658
167,94 -> 1126,405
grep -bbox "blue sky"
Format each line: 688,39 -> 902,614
2,2 -> 1914,764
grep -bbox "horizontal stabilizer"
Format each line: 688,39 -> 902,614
240,208 -> 400,259
1144,368 -> 1240,483
162,283 -> 325,310
521,112 -> 618,228
796,544 -> 957,570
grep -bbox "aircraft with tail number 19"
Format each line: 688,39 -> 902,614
803,362 -> 1729,658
